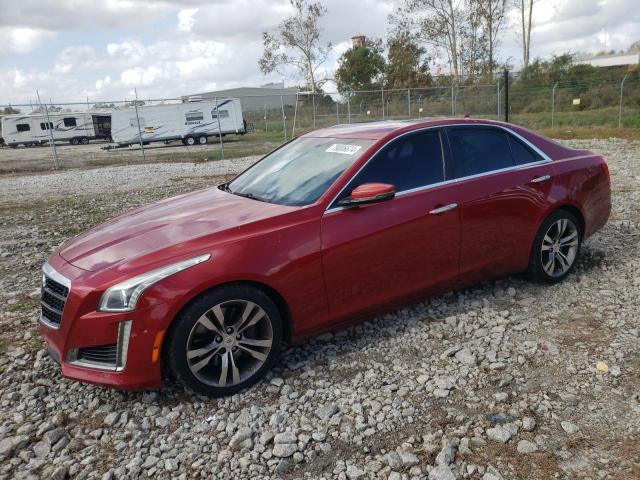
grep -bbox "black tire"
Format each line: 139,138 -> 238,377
165,284 -> 282,397
528,209 -> 582,283
70,138 -> 79,145
198,136 -> 208,145
80,137 -> 90,145
185,136 -> 196,146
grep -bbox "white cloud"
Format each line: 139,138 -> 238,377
0,27 -> 56,56
178,8 -> 198,32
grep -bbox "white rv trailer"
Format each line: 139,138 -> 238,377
0,112 -> 112,148
110,98 -> 246,147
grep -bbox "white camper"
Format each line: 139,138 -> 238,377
110,98 -> 246,147
0,112 -> 112,147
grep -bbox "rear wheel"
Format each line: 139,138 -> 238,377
198,136 -> 208,145
165,284 -> 282,396
185,136 -> 196,146
528,209 -> 582,283
80,137 -> 90,145
70,138 -> 79,146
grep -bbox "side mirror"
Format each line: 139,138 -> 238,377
339,183 -> 396,207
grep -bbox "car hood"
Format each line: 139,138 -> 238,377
58,187 -> 296,272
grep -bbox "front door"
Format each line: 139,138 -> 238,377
321,128 -> 461,322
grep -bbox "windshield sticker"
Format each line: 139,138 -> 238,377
326,144 -> 362,155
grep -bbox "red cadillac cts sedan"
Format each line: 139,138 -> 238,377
39,119 -> 611,396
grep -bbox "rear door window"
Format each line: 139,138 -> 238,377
507,134 -> 544,165
447,127 -> 515,178
338,129 -> 444,202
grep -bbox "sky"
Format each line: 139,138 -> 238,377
0,0 -> 639,106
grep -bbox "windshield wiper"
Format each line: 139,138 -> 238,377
233,191 -> 269,203
219,182 -> 270,203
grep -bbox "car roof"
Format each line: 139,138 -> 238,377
302,118 -> 516,140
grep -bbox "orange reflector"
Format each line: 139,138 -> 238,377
151,330 -> 166,363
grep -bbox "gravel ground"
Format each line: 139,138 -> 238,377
0,139 -> 638,480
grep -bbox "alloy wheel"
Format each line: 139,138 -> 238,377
186,300 -> 273,387
540,218 -> 579,277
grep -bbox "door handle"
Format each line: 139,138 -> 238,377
529,174 -> 551,184
429,203 -> 458,215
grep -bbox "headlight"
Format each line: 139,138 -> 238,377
98,254 -> 211,312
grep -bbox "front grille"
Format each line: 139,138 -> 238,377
41,275 -> 69,328
77,344 -> 118,366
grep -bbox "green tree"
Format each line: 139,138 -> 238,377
335,38 -> 386,93
259,0 -> 332,93
386,32 -> 432,88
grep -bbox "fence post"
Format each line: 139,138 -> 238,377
214,96 -> 225,160
407,88 -> 411,118
496,78 -> 500,119
503,70 -> 509,123
451,86 -> 455,116
280,95 -> 287,142
133,88 -> 146,163
619,74 -> 629,128
36,90 -> 59,169
336,98 -> 339,124
551,82 -> 559,128
292,92 -> 299,138
264,102 -> 268,132
381,89 -> 385,120
312,94 -> 316,129
347,95 -> 351,124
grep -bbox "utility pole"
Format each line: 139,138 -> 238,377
503,70 -> 510,123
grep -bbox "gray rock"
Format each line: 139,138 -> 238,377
486,426 -> 511,443
272,443 -> 297,458
429,464 -> 457,480
229,427 -> 254,450
398,449 -> 420,467
316,403 -> 339,420
516,440 -> 538,454
384,451 -> 403,469
51,466 -> 67,480
435,438 -> 456,465
274,431 -> 297,444
522,416 -> 536,432
43,427 -> 65,445
455,348 -> 477,366
561,421 -> 579,435
346,464 -> 366,479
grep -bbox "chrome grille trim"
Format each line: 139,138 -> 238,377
67,320 -> 132,372
40,263 -> 71,329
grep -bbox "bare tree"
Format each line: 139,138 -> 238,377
475,0 -> 507,74
258,0 -> 332,92
514,0 -> 537,68
392,0 -> 466,84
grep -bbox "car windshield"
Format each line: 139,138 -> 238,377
226,137 -> 374,206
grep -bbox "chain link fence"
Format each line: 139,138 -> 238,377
1,73 -> 639,172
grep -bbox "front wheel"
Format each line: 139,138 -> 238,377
198,136 -> 208,145
528,209 -> 582,283
165,284 -> 282,396
185,136 -> 196,146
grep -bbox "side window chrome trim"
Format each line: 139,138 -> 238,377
324,123 -> 552,214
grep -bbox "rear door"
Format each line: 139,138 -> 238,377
321,128 -> 460,322
445,126 -> 553,280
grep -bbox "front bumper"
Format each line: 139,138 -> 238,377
39,258 -> 169,390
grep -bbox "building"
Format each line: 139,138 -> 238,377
182,84 -> 299,112
351,34 -> 366,48
572,53 -> 640,68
